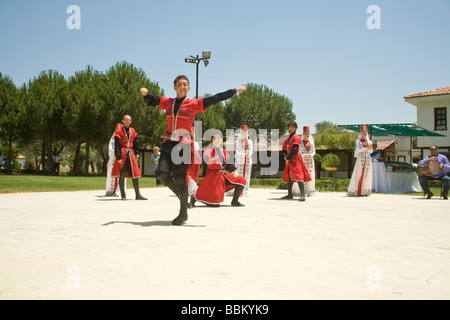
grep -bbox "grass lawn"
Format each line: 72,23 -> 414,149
0,174 -> 162,193
0,174 -> 436,196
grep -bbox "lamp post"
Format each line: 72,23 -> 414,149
185,51 -> 211,99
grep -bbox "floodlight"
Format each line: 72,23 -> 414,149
202,51 -> 211,59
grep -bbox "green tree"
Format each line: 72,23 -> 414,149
104,61 -> 165,137
0,73 -> 21,174
26,70 -> 70,172
315,120 -> 345,134
224,83 -> 295,133
99,61 -> 165,172
314,122 -> 357,150
66,62 -> 165,175
68,65 -> 107,175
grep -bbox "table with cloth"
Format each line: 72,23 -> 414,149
372,161 -> 421,193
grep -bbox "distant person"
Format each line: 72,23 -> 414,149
227,124 -> 253,198
281,121 -> 312,201
52,154 -> 61,175
300,126 -> 316,197
44,163 -> 51,175
418,145 -> 450,200
347,125 -> 373,197
111,115 -> 147,200
151,147 -> 161,185
370,143 -> 380,161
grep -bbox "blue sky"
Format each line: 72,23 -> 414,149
1,0 -> 449,133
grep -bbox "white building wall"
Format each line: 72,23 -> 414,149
407,95 -> 450,148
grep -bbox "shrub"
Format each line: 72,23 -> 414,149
321,153 -> 340,169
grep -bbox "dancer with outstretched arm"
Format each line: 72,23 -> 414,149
140,75 -> 246,225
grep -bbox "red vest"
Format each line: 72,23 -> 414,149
115,126 -> 137,149
111,126 -> 141,179
159,97 -> 206,143
282,133 -> 311,183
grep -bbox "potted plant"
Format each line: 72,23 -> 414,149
321,153 -> 340,176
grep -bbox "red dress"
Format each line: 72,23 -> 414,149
111,126 -> 141,179
282,133 -> 312,183
195,147 -> 246,205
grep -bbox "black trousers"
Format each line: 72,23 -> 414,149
157,141 -> 189,187
119,154 -> 142,198
120,155 -> 133,176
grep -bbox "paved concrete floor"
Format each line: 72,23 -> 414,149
0,188 -> 449,300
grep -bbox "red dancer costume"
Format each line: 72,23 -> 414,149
111,115 -> 146,200
112,126 -> 141,178
195,139 -> 246,207
281,121 -> 312,201
142,76 -> 246,225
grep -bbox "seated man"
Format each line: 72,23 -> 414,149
418,145 -> 450,200
194,131 -> 246,207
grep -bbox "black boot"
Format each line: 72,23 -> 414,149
133,178 -> 147,200
231,185 -> 245,207
281,182 -> 293,199
158,173 -> 180,197
190,195 -> 196,207
172,188 -> 189,225
119,174 -> 126,200
298,181 -> 306,202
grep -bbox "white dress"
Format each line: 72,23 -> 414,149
300,139 -> 316,196
292,137 -> 315,196
227,130 -> 253,197
235,137 -> 253,196
347,138 -> 373,197
105,131 -> 126,196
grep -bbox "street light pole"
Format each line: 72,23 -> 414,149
195,55 -> 199,99
185,51 -> 211,99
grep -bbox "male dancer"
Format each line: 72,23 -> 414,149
281,121 -> 312,201
111,115 -> 147,201
140,76 -> 246,225
194,131 -> 246,207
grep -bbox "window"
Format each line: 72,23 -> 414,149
434,107 -> 447,131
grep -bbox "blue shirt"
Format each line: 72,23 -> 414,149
151,153 -> 159,171
418,154 -> 450,179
